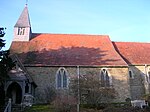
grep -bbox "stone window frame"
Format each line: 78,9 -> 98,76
56,67 -> 69,89
99,68 -> 112,87
18,27 -> 25,35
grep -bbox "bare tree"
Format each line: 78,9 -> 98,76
70,71 -> 117,106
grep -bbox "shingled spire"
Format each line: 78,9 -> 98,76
13,5 -> 32,41
15,5 -> 31,27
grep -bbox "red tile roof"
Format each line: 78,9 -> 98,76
10,33 -> 127,66
113,42 -> 150,65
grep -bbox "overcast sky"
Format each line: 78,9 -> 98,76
1,0 -> 150,49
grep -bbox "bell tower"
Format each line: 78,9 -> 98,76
13,4 -> 32,41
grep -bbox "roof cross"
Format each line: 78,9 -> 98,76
26,0 -> 28,6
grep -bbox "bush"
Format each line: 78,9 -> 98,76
81,103 -> 108,110
52,94 -> 77,112
103,106 -> 150,112
143,94 -> 150,106
44,85 -> 56,103
81,102 -> 150,112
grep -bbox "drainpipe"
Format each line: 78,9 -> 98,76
144,64 -> 149,94
77,66 -> 80,112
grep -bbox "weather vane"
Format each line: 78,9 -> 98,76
26,0 -> 28,5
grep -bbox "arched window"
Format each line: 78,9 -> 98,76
63,73 -> 67,88
129,68 -> 134,79
101,71 -> 105,87
100,69 -> 111,87
57,72 -> 61,88
105,73 -> 110,87
56,68 -> 68,89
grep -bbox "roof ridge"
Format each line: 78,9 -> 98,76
32,33 -> 109,36
113,41 -> 150,44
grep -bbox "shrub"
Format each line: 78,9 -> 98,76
103,106 -> 150,112
44,85 -> 56,103
142,94 -> 150,106
81,103 -> 108,110
52,93 -> 77,112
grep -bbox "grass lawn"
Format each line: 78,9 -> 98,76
24,104 -> 150,112
23,104 -> 55,112
23,104 -> 102,112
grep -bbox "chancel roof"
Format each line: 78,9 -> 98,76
113,42 -> 150,65
10,33 -> 127,66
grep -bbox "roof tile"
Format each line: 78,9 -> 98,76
113,42 -> 150,65
10,33 -> 127,66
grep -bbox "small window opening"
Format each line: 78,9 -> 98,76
18,27 -> 25,35
129,70 -> 134,79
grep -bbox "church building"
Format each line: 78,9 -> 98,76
5,5 -> 150,104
